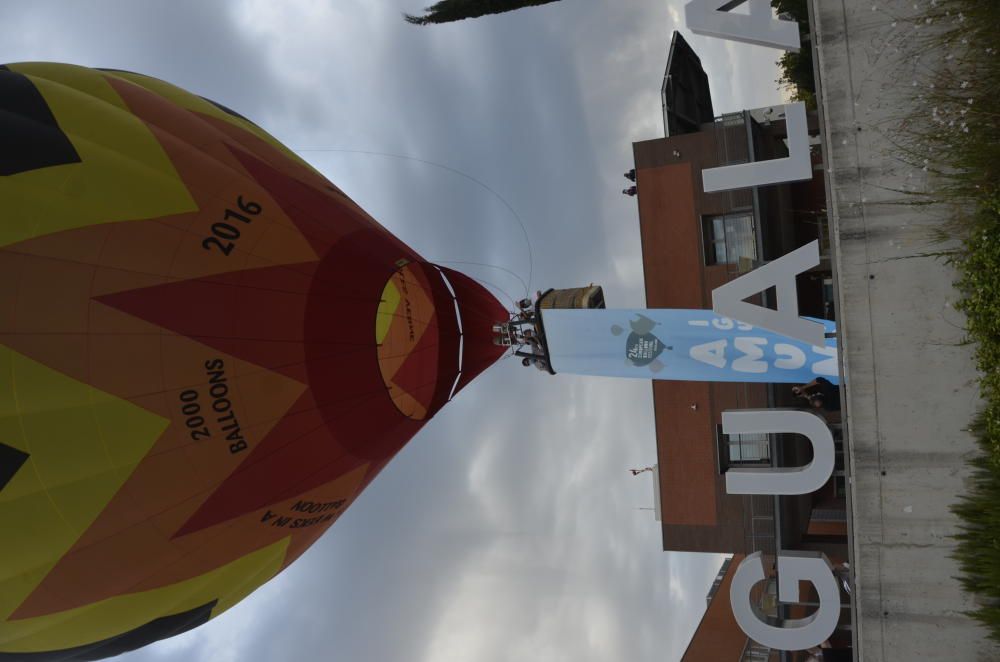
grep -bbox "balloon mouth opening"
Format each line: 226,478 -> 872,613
374,262 -> 460,421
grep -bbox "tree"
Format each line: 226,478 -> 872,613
771,0 -> 816,109
404,0 -> 562,25
777,49 -> 816,109
771,0 -> 809,23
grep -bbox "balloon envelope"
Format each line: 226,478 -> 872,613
0,62 -> 506,660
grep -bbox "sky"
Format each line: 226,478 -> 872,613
0,2 -> 787,660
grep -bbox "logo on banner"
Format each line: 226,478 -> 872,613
611,314 -> 673,373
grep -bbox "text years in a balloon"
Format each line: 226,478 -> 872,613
201,195 -> 262,256
176,358 -> 249,454
260,499 -> 346,530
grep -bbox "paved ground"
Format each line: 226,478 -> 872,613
811,1 -> 996,660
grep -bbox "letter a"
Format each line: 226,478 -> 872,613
712,240 -> 823,346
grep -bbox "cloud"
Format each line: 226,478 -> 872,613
411,372 -> 721,662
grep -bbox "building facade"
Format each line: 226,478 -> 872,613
635,32 -> 852,661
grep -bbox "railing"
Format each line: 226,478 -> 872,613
744,494 -> 777,558
713,111 -> 755,211
715,112 -> 750,165
711,111 -> 759,274
729,433 -> 770,463
726,384 -> 777,558
739,639 -> 780,662
731,381 -> 780,662
736,583 -> 781,661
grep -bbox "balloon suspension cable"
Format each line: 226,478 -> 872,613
460,273 -> 520,316
431,260 -> 528,300
290,148 -> 533,294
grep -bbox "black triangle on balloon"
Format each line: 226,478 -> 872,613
0,442 -> 29,493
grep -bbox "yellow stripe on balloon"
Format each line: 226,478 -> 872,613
0,347 -> 168,621
6,63 -> 133,112
375,279 -> 401,345
0,63 -> 197,248
0,537 -> 290,653
100,69 -> 320,176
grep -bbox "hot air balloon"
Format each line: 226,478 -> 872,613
0,62 -> 508,660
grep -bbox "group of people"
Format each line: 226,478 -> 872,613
515,322 -> 549,371
793,377 -> 841,415
622,168 -> 637,196
805,642 -> 853,662
520,353 -> 549,371
514,297 -> 536,319
490,297 -> 550,372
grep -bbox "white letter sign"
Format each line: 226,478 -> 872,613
685,0 -> 800,51
712,240 -> 824,346
722,409 -> 835,495
731,551 -> 842,650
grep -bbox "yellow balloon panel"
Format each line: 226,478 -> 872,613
376,278 -> 402,344
101,68 -> 320,176
0,63 -> 197,247
0,347 -> 168,620
0,537 -> 289,653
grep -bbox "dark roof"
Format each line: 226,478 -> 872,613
661,31 -> 715,136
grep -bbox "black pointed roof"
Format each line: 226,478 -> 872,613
661,31 -> 715,137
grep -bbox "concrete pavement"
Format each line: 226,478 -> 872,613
811,1 -> 995,659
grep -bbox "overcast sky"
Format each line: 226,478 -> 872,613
0,2 -> 787,660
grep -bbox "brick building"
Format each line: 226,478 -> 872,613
633,32 -> 852,661
635,31 -> 845,561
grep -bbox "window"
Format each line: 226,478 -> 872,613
716,424 -> 771,473
702,213 -> 756,266
704,216 -> 728,265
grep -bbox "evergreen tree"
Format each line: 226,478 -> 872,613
404,0 -> 561,25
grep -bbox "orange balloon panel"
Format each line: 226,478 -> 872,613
0,62 -> 507,660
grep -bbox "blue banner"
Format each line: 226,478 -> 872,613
540,309 -> 838,384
